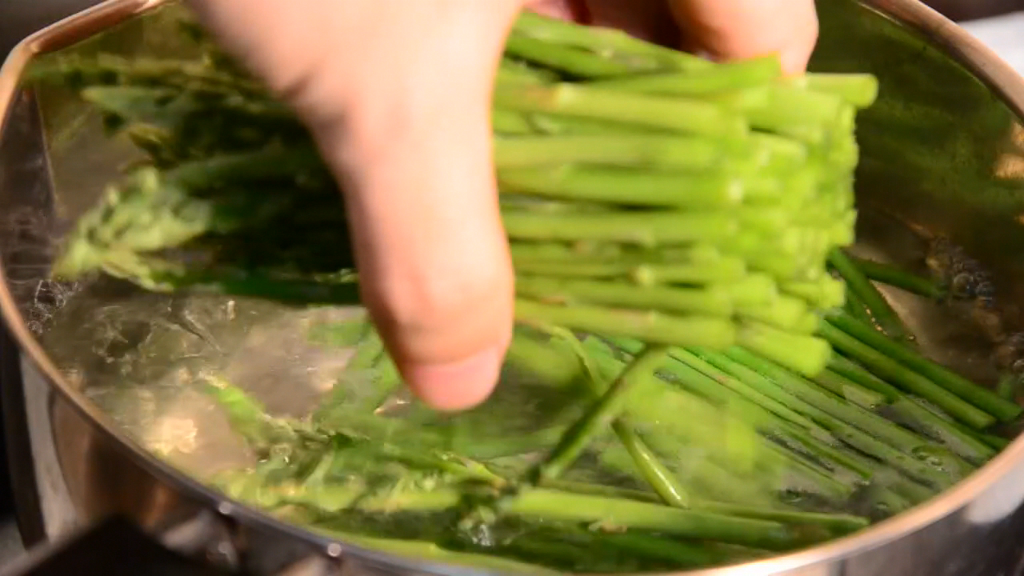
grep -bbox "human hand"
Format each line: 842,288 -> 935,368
186,0 -> 819,411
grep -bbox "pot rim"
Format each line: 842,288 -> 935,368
2,1 -> 1024,574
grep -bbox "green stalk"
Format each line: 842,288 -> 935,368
540,329 -> 690,507
662,347 -> 818,431
974,430 -> 1012,450
632,261 -> 749,285
515,298 -> 736,349
356,479 -> 851,545
761,442 -> 859,502
815,357 -> 1001,454
511,257 -> 748,285
736,323 -> 831,376
504,33 -> 634,78
296,483 -> 808,550
997,373 -> 1017,403
828,249 -> 909,341
512,11 -> 710,72
719,274 -> 779,307
163,145 -> 326,188
31,54 -> 263,94
345,329 -> 385,371
500,208 -> 802,249
83,257 -> 364,307
537,347 -> 671,481
770,419 -> 881,482
610,341 -> 882,488
827,311 -> 1020,422
663,349 -> 886,482
499,166 -> 747,209
812,369 -> 888,409
736,295 -> 813,333
590,56 -> 782,96
202,376 -> 296,448
589,336 -> 855,506
724,348 -> 936,456
505,489 -> 805,550
817,322 -> 996,429
848,257 -> 946,299
692,349 -> 959,489
494,82 -> 749,140
698,501 -> 867,534
844,287 -> 875,325
827,354 -> 903,398
782,277 -> 846,309
372,445 -> 508,486
813,368 -> 994,464
493,109 -> 535,135
493,134 -> 753,170
510,111 -> 644,136
797,74 -> 880,107
541,479 -> 868,533
614,422 -> 690,507
498,58 -> 561,84
887,476 -> 936,505
516,275 -> 735,317
718,85 -> 846,144
509,242 -> 719,262
502,210 -> 736,246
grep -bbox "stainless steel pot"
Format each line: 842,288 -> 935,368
3,1 -> 1024,575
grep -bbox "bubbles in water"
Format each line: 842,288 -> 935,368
466,522 -> 495,548
144,415 -> 198,456
1012,359 -> 1024,375
780,490 -> 804,504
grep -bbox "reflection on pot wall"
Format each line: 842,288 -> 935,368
813,0 -> 1024,332
0,0 -> 103,55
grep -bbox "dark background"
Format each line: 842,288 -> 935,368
925,0 -> 1024,21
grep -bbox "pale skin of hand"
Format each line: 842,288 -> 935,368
187,0 -> 819,411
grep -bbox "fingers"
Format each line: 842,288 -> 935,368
525,0 -> 583,20
584,0 -> 680,46
331,4 -> 518,412
667,0 -> 819,74
188,0 -> 521,410
572,0 -> 818,73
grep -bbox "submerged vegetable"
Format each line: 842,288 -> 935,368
34,8 -> 1018,574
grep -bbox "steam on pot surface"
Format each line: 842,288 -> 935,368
12,1 -> 1024,574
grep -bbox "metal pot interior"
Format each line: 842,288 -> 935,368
3,0 -> 1024,574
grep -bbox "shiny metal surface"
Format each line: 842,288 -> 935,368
4,0 -> 1024,575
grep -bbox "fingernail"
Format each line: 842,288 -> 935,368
404,345 -> 504,412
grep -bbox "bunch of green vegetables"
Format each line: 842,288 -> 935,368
32,8 -> 1023,573
36,11 -> 880,377
203,281 -> 1019,573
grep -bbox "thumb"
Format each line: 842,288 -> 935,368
187,0 -> 521,411
668,0 -> 819,74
